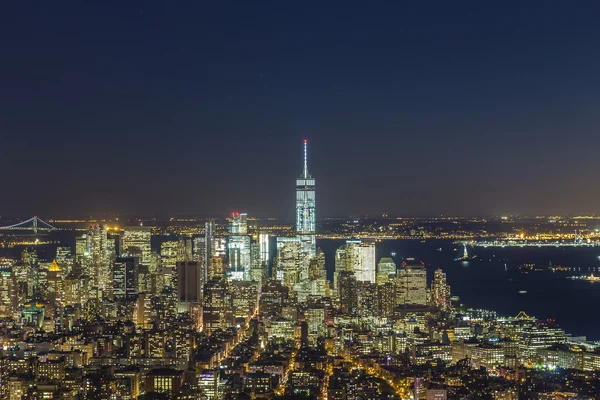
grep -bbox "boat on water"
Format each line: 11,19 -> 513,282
518,290 -> 527,294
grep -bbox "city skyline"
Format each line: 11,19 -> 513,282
3,2 -> 600,217
4,3 -> 600,399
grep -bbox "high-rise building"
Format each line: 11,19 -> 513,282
46,260 -> 63,312
192,236 -> 208,287
275,237 -> 301,290
161,240 -> 182,268
376,281 -> 396,318
338,270 -> 358,315
123,226 -> 152,265
293,249 -> 327,302
231,280 -> 258,321
176,261 -> 202,313
89,224 -> 109,294
259,233 -> 270,268
334,239 -> 376,286
229,212 -> 248,235
202,278 -> 234,334
377,257 -> 397,284
204,220 -> 215,277
430,269 -> 451,311
259,279 -> 289,320
0,265 -> 17,317
306,300 -> 326,344
227,213 -> 251,281
295,140 -> 317,289
249,242 -> 267,288
113,257 -> 139,302
75,234 -> 89,257
396,259 -> 427,306
296,139 -> 316,247
357,281 -> 377,318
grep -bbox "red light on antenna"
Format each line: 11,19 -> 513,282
303,139 -> 307,143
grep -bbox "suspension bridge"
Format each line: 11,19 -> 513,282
0,217 -> 57,234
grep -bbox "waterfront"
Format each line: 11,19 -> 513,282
320,239 -> 600,341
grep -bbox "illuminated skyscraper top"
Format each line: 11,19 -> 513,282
296,139 -> 316,235
303,139 -> 310,179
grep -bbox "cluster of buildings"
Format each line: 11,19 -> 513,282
0,141 -> 600,399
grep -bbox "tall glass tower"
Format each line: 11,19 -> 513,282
296,140 -> 316,264
296,140 -> 316,234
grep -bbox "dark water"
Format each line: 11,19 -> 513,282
318,239 -> 600,341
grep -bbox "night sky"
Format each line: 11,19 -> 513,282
2,1 -> 600,218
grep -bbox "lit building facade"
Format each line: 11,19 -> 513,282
335,239 -> 376,286
202,278 -> 234,334
377,257 -> 396,284
296,140 -> 316,252
396,259 -> 427,306
112,257 -> 139,302
123,226 -> 152,265
430,268 -> 451,310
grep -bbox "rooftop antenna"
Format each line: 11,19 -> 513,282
303,139 -> 309,178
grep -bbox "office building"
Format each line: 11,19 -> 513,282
161,240 -> 183,268
176,261 -> 202,313
227,213 -> 251,281
231,280 -> 258,321
430,269 -> 451,310
259,279 -> 289,319
335,239 -> 376,286
338,270 -> 358,315
259,233 -> 270,268
396,259 -> 427,306
275,237 -> 301,290
377,257 -> 396,284
198,370 -> 219,400
202,278 -> 234,334
113,257 -> 139,302
145,369 -> 184,397
123,226 -> 152,265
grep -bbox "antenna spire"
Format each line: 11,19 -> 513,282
303,139 -> 309,178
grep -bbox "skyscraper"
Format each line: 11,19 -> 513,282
176,261 -> 202,313
338,270 -> 358,315
229,212 -> 248,235
227,212 -> 251,281
296,140 -> 316,263
205,220 -> 215,279
396,259 -> 427,306
275,237 -> 301,290
377,257 -> 397,284
259,233 -> 270,267
202,278 -> 234,334
46,260 -> 63,312
334,239 -> 376,286
89,224 -> 109,293
296,140 -> 316,237
123,226 -> 152,265
113,257 -> 139,302
430,269 -> 451,311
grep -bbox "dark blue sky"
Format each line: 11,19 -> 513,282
2,1 -> 600,217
